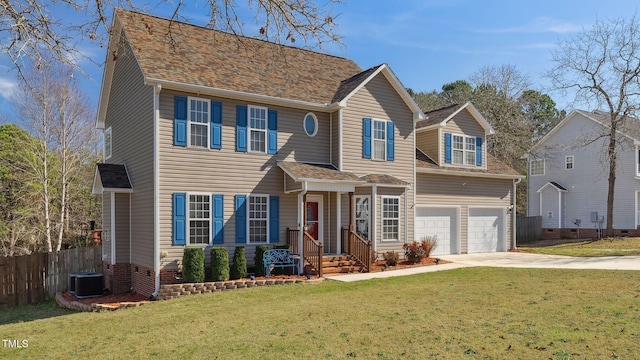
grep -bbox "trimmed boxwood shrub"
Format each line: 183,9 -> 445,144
182,248 -> 205,283
230,246 -> 247,280
254,245 -> 270,277
210,247 -> 230,281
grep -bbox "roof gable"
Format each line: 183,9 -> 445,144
537,181 -> 568,193
417,102 -> 494,134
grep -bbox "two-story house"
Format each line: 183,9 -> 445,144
93,9 -> 522,298
526,110 -> 640,239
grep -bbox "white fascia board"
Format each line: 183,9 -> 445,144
96,14 -> 123,129
416,167 -> 525,180
145,78 -> 343,112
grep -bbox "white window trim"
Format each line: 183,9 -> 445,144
187,96 -> 210,148
186,192 -> 212,247
565,155 -> 574,170
381,196 -> 400,242
636,147 -> 640,176
451,134 -> 476,166
530,159 -> 545,176
304,112 -> 318,137
247,193 -> 270,244
104,126 -> 112,160
372,118 -> 388,161
354,195 -> 371,240
248,105 -> 268,153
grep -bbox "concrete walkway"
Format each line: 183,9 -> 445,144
326,252 -> 640,283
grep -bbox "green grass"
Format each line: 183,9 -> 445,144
2,268 -> 640,359
520,237 -> 640,256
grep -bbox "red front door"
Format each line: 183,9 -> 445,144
306,202 -> 319,240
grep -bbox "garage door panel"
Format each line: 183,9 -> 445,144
468,209 -> 504,253
415,207 -> 458,255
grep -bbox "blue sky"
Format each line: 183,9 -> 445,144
0,0 -> 637,118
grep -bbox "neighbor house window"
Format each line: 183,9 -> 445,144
530,159 -> 545,176
355,196 -> 370,240
188,97 -> 209,148
565,156 -> 574,170
104,127 -> 112,160
189,194 -> 211,245
452,134 -> 475,165
382,197 -> 399,241
304,113 -> 318,137
373,120 -> 386,160
249,105 -> 267,152
248,195 -> 268,243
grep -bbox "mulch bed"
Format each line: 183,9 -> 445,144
369,256 -> 447,272
61,291 -> 148,306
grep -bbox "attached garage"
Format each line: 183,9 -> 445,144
415,207 -> 459,255
467,207 -> 506,253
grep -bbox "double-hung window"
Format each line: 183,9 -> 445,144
382,197 -> 399,241
530,159 -> 544,176
189,194 -> 211,245
248,195 -> 268,243
249,106 -> 267,153
104,127 -> 112,160
565,155 -> 574,170
189,97 -> 209,148
372,120 -> 386,160
452,134 -> 476,165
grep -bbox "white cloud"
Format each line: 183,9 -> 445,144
0,76 -> 17,99
476,17 -> 583,34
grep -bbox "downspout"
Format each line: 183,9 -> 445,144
152,83 -> 162,298
512,178 -> 522,250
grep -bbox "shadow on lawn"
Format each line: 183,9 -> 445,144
0,299 -> 75,325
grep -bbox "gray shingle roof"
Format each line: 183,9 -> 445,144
96,164 -> 132,189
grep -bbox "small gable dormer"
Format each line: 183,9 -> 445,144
416,102 -> 494,170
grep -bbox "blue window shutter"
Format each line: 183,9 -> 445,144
386,121 -> 395,161
212,194 -> 224,244
173,192 -> 186,246
267,109 -> 278,154
235,195 -> 247,243
174,97 -> 187,147
236,105 -> 247,152
476,136 -> 483,166
269,196 -> 280,243
362,118 -> 372,159
444,132 -> 452,164
211,101 -> 222,149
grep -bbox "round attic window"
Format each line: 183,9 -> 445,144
304,113 -> 318,137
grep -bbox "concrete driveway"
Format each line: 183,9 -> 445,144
327,252 -> 640,282
437,252 -> 640,271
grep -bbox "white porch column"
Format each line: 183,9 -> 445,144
336,192 -> 342,254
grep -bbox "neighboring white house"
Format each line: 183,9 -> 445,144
525,110 -> 640,238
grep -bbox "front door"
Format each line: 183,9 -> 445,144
305,195 -> 325,253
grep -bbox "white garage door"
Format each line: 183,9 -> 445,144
415,207 -> 458,255
468,208 -> 505,253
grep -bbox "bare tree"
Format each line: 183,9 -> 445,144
1,0 -> 343,76
548,15 -> 640,236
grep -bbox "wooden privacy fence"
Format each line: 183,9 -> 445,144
517,216 -> 542,244
0,246 -> 102,308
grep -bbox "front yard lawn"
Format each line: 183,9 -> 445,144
519,237 -> 640,256
2,268 -> 640,359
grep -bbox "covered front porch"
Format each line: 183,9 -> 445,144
278,162 -> 374,276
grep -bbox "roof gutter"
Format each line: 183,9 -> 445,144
416,167 -> 525,180
145,78 -> 345,112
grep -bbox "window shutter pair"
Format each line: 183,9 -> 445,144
236,105 -> 278,154
234,194 -> 280,244
444,132 -> 483,166
173,96 -> 222,148
172,193 -> 224,246
362,118 -> 395,161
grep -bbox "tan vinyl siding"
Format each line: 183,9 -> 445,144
341,73 -> 415,253
102,193 -> 112,263
416,173 -> 514,252
442,109 -> 487,169
104,36 -> 155,268
158,91 -> 332,268
416,129 -> 439,160
331,111 -> 340,168
114,193 -> 131,263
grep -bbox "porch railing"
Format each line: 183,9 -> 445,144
345,227 -> 372,272
303,231 -> 323,278
286,227 -> 300,255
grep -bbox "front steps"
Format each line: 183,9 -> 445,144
303,255 -> 364,275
